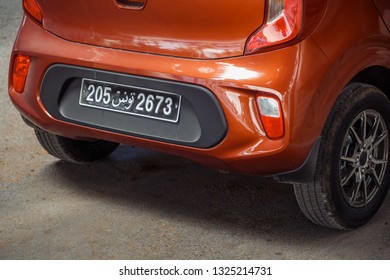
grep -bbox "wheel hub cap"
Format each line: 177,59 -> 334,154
358,151 -> 368,167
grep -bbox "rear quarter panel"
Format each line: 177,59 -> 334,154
372,0 -> 390,28
307,0 -> 390,137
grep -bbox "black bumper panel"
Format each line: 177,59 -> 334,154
40,65 -> 227,148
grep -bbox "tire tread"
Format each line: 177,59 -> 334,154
293,83 -> 390,229
35,129 -> 119,164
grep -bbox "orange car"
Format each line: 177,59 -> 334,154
9,0 -> 390,229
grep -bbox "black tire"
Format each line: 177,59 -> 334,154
35,129 -> 119,164
294,83 -> 390,229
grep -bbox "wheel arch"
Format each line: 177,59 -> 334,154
276,62 -> 390,184
350,66 -> 390,98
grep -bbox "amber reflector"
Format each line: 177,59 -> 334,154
13,54 -> 31,93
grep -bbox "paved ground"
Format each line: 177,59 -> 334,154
1,0 -> 390,260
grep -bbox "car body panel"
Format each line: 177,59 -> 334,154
309,0 -> 390,131
9,0 -> 390,176
373,0 -> 390,29
38,0 -> 265,59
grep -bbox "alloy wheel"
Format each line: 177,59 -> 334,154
339,109 -> 389,208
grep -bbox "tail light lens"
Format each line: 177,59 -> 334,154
23,0 -> 43,24
257,96 -> 284,139
245,0 -> 303,54
12,54 -> 31,93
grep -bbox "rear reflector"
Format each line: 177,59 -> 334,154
12,54 -> 31,93
23,0 -> 43,24
257,96 -> 284,139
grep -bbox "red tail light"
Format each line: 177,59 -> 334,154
256,95 -> 285,139
245,0 -> 303,54
23,0 -> 43,24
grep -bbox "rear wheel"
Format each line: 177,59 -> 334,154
294,84 -> 390,229
35,129 -> 119,164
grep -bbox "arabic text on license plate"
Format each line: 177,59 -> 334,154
79,78 -> 182,123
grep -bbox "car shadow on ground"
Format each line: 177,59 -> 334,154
45,145 -> 343,240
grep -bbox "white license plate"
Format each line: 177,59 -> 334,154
79,78 -> 182,123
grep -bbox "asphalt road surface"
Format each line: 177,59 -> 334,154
1,0 -> 390,260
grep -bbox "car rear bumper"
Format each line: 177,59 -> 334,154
9,16 -> 328,176
40,64 -> 227,149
